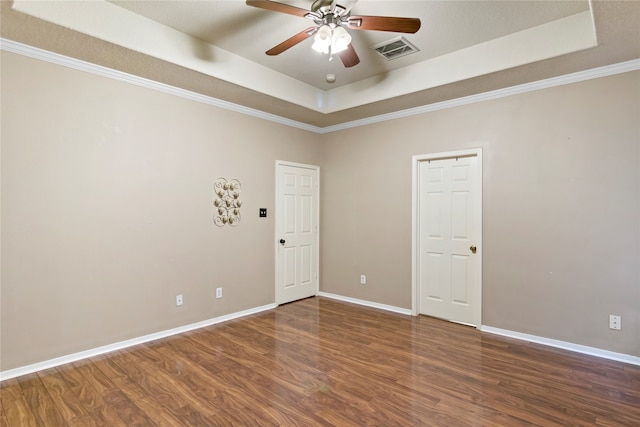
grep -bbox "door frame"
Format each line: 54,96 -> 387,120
274,160 -> 320,305
411,148 -> 483,326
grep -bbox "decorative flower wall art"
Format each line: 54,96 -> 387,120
213,177 -> 242,227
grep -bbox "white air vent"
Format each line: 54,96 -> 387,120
371,36 -> 419,60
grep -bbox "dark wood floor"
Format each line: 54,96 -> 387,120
1,297 -> 639,426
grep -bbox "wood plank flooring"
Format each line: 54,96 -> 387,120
1,297 -> 639,426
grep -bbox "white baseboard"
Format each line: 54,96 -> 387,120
318,292 -> 412,316
0,303 -> 277,381
481,325 -> 640,366
318,292 -> 640,366
4,300 -> 636,381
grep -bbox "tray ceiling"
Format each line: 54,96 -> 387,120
2,1 -> 639,128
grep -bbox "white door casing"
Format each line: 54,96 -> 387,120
412,149 -> 482,326
275,161 -> 319,305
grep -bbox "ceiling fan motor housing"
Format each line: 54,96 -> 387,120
312,0 -> 343,13
309,0 -> 350,22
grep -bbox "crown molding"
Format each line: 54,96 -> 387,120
0,38 -> 323,134
319,58 -> 640,133
2,38 -> 639,134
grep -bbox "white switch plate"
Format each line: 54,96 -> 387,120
176,294 -> 183,306
360,275 -> 366,284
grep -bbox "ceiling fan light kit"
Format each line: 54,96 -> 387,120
312,24 -> 351,55
246,0 -> 421,68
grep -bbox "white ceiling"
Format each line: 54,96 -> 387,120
108,0 -> 590,90
2,1 -> 639,127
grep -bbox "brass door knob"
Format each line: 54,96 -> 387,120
470,245 -> 477,254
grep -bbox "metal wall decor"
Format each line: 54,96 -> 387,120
213,177 -> 242,227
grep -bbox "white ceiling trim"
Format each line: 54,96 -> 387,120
11,0 -> 323,111
11,0 -> 597,115
2,38 -> 638,135
320,58 -> 640,133
0,38 -> 322,133
324,11 -> 597,112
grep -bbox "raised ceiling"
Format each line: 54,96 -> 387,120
2,1 -> 639,128
108,0 -> 589,90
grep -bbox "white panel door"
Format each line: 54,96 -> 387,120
276,162 -> 319,305
418,155 -> 480,325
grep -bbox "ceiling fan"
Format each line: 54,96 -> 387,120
246,0 -> 421,68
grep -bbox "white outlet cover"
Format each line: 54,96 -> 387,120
609,315 -> 621,330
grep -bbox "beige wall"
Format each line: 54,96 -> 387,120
321,71 -> 640,357
0,52 -> 322,370
1,50 -> 639,371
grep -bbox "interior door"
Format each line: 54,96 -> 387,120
418,155 -> 480,325
276,162 -> 319,305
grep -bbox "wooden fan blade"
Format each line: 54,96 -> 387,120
246,0 -> 310,18
347,15 -> 421,33
266,27 -> 317,55
339,44 -> 360,68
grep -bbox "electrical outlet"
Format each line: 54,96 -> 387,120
216,287 -> 223,299
360,275 -> 366,285
609,315 -> 621,330
176,294 -> 183,306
